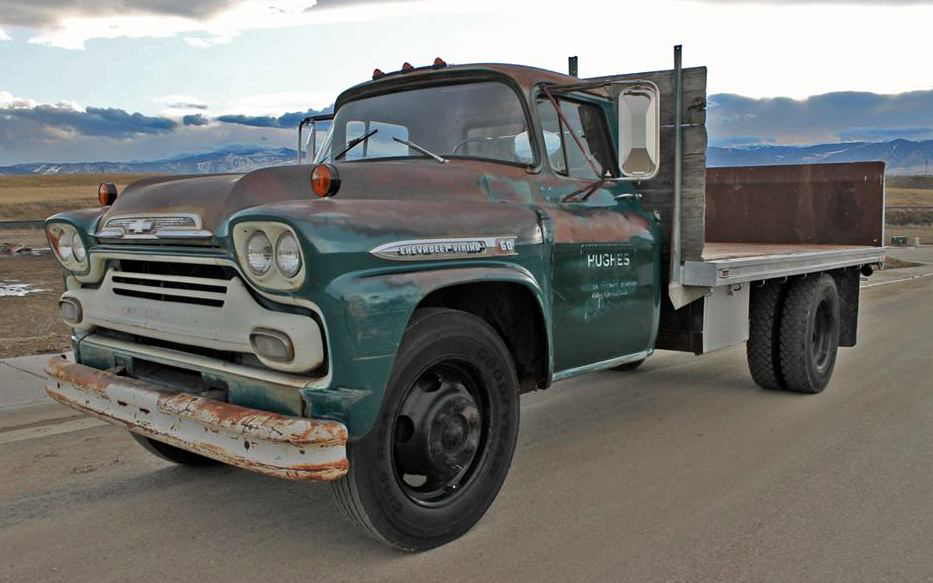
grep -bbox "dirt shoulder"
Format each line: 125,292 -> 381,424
0,255 -> 70,359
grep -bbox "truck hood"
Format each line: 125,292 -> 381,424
101,161 -> 534,235
101,167 -> 304,235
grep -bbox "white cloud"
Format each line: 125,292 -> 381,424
183,34 -> 233,48
0,90 -> 38,109
17,0 -> 469,50
0,29 -> 9,41
225,91 -> 334,116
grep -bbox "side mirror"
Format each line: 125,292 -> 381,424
616,81 -> 660,180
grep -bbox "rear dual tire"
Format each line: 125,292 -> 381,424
747,274 -> 841,394
330,308 -> 520,551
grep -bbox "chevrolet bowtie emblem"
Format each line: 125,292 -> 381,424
128,219 -> 153,234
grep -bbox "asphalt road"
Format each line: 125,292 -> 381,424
1,274 -> 932,582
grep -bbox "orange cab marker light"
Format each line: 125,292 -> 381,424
372,68 -> 385,80
433,57 -> 447,69
401,62 -> 413,72
98,182 -> 118,206
311,164 -> 340,198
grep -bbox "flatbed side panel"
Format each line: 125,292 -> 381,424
705,162 -> 885,247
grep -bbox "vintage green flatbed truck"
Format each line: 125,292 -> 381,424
44,48 -> 885,550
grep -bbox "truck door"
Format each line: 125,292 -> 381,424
537,96 -> 659,374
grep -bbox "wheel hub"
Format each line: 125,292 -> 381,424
427,394 -> 480,476
393,367 -> 485,501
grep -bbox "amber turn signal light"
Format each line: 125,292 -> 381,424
311,164 -> 340,198
98,182 -> 118,206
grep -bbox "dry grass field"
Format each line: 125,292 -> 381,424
0,173 -> 164,220
885,176 -> 933,244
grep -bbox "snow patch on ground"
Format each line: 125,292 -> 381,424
0,281 -> 48,297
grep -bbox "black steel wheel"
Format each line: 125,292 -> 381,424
129,433 -> 219,466
778,274 -> 841,393
392,362 -> 487,505
331,308 -> 520,551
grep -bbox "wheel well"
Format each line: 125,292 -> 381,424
417,282 -> 549,392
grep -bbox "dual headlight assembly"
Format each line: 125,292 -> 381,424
46,223 -> 88,272
233,223 -> 305,290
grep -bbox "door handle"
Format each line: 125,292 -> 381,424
615,193 -> 643,201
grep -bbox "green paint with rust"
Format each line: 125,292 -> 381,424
47,63 -> 661,440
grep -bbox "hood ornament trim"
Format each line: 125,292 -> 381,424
96,213 -> 212,240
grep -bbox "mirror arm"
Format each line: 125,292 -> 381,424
296,116 -> 312,164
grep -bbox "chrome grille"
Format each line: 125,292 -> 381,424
109,260 -> 236,308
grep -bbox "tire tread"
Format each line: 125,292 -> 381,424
747,281 -> 785,390
778,275 -> 838,393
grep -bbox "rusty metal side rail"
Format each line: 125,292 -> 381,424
45,356 -> 348,481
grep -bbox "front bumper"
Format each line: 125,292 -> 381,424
45,356 -> 348,481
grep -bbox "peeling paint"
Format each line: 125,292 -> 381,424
45,356 -> 348,481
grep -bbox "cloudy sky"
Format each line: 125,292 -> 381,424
1,0 -> 932,164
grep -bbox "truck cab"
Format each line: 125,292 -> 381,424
43,54 -> 885,551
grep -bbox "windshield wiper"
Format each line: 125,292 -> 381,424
334,128 -> 378,161
393,137 -> 448,164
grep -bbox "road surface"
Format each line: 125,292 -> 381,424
1,272 -> 931,582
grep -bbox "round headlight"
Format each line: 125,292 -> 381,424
72,232 -> 87,262
57,230 -> 74,261
275,233 -> 302,278
246,231 -> 273,275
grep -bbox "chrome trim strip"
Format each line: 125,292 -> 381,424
552,349 -> 653,382
95,213 -> 212,240
370,236 -> 518,261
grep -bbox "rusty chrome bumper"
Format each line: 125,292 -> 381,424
45,356 -> 348,481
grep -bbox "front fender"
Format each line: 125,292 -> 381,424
304,263 -> 550,439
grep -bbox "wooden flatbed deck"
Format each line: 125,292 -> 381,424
701,243 -> 869,261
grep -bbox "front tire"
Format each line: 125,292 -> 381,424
330,308 -> 520,551
130,433 -> 219,466
778,274 -> 841,393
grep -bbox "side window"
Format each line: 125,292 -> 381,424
537,97 -> 615,179
536,99 -> 566,174
344,120 -> 409,160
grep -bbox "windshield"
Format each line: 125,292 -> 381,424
314,81 -> 533,166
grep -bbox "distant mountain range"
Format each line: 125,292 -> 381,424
708,139 -> 933,174
1,139 -> 931,176
0,145 -> 297,175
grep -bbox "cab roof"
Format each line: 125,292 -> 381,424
335,62 -> 578,109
